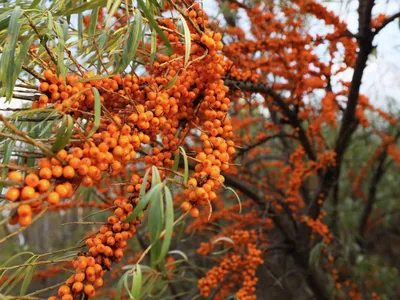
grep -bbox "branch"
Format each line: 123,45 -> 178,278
223,77 -> 316,161
374,11 -> 400,35
234,134 -> 295,160
357,148 -> 387,241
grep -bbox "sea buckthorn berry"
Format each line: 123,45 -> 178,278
58,285 -> 70,297
18,215 -> 32,227
5,188 -> 20,201
55,184 -> 68,198
25,173 -> 39,187
37,179 -> 50,192
62,166 -> 75,179
181,201 -> 192,212
39,168 -> 52,179
190,207 -> 200,218
75,272 -> 85,282
8,171 -> 23,182
62,295 -> 73,300
76,256 -> 88,270
84,284 -> 95,297
21,186 -> 35,200
17,204 -> 32,217
47,192 -> 60,205
72,282 -> 83,293
52,166 -> 63,178
94,277 -> 103,288
39,82 -> 49,92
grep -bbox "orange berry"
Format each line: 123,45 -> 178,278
86,266 -> 95,277
43,69 -> 54,80
39,82 -> 49,92
57,149 -> 68,160
5,188 -> 20,201
94,277 -> 103,288
58,285 -> 70,297
7,171 -> 23,181
39,168 -> 52,179
69,157 -> 81,169
84,284 -> 95,297
76,256 -> 88,270
21,186 -> 35,200
52,165 -> 63,178
75,272 -> 85,282
17,204 -> 32,217
55,184 -> 68,198
190,207 -> 200,218
47,192 -> 60,205
25,173 -> 39,187
181,201 -> 192,212
18,215 -> 32,227
62,295 -> 73,300
37,179 -> 50,192
72,282 -> 83,293
63,166 -> 75,179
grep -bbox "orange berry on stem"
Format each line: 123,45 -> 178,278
47,192 -> 60,205
18,215 -> 32,227
190,207 -> 200,218
21,186 -> 35,200
181,201 -> 192,212
84,284 -> 95,297
7,171 -> 23,181
5,188 -> 20,201
58,285 -> 70,297
25,173 -> 39,187
17,204 -> 32,217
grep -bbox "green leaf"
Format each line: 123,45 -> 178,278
0,140 -> 15,194
87,87 -> 101,137
51,115 -> 73,152
20,257 -> 38,295
61,0 -> 108,16
120,10 -> 142,72
179,146 -> 189,185
148,182 -> 164,267
168,250 -> 188,262
47,11 -> 53,33
88,7 -> 100,37
77,0 -> 83,49
105,0 -> 122,28
226,187 -> 242,214
55,22 -> 67,84
151,166 -> 161,186
154,186 -> 174,265
116,272 -> 128,300
2,256 -> 36,294
0,6 -> 22,101
178,14 -> 191,67
150,28 -> 157,66
0,252 -> 34,269
131,264 -> 142,299
125,182 -> 163,223
13,35 -> 34,82
123,273 -> 134,299
212,237 -> 235,245
137,0 -> 172,55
